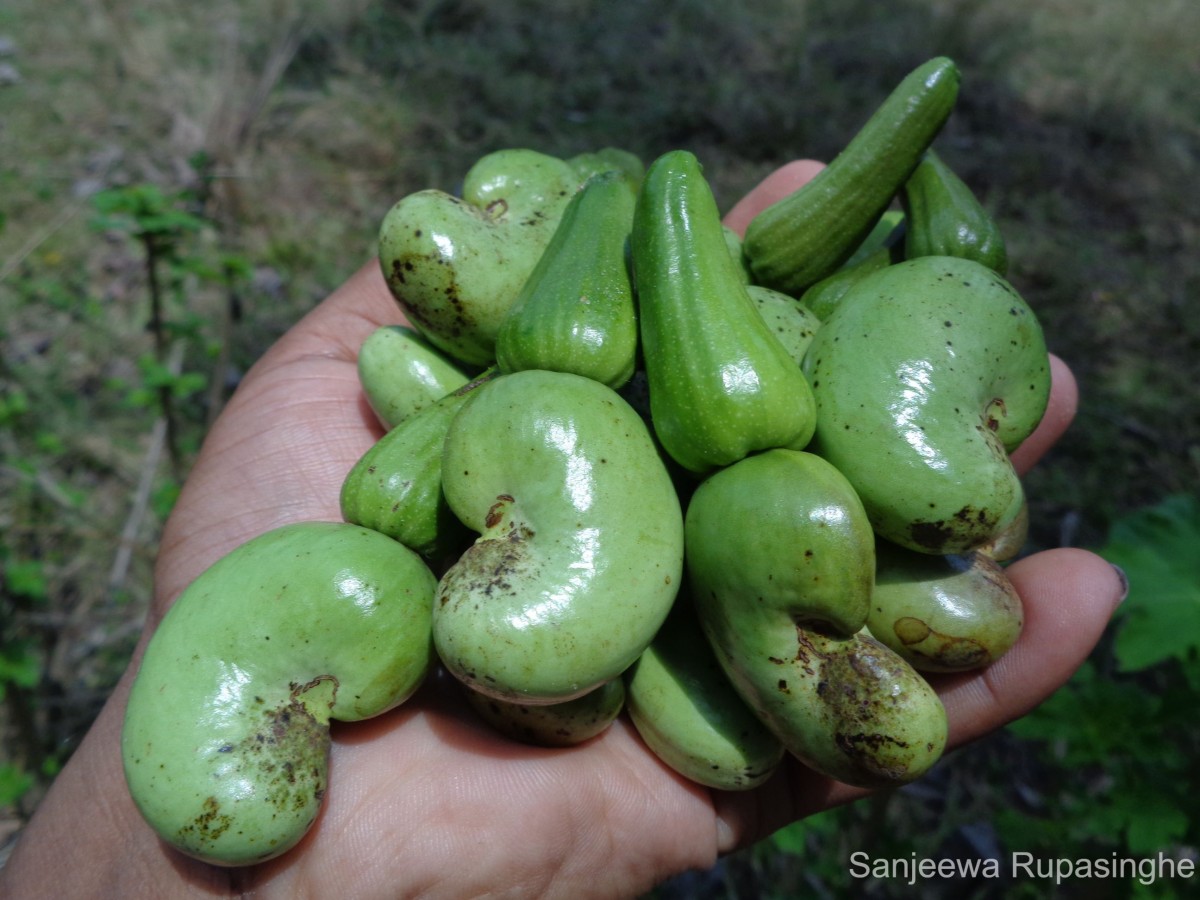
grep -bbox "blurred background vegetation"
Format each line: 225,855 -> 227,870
1,0 -> 1197,895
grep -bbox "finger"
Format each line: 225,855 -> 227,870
933,546 -> 1124,745
722,160 -> 827,237
1011,353 -> 1077,476
255,259 -> 408,373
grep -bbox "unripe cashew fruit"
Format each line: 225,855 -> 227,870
747,284 -> 821,367
122,522 -> 437,866
435,369 -> 684,703
686,449 -> 947,788
632,149 -> 816,475
340,369 -> 497,564
867,542 -> 1023,673
803,255 -> 1050,555
356,325 -> 470,430
625,599 -> 784,791
379,149 -> 581,366
463,678 -> 626,747
495,170 -> 639,389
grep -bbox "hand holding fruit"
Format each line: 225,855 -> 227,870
2,137 -> 1126,900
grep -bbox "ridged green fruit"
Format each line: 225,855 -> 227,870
803,255 -> 1050,554
902,149 -> 1008,274
742,57 -> 960,294
625,598 -> 784,791
356,325 -> 470,430
495,170 -> 638,388
799,216 -> 906,320
435,370 -> 684,703
686,450 -> 947,788
122,522 -> 436,866
631,150 -> 816,475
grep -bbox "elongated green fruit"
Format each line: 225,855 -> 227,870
867,543 -> 1023,673
902,149 -> 1008,274
122,522 -> 436,866
340,370 -> 497,564
436,370 -> 684,703
463,678 -> 626,747
632,150 -> 816,475
803,256 -> 1050,554
625,598 -> 784,791
799,217 -> 906,320
686,450 -> 947,788
357,325 -> 470,430
495,170 -> 638,388
743,57 -> 960,294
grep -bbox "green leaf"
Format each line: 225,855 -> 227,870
0,643 -> 41,689
4,559 -> 48,602
1124,793 -> 1188,854
0,764 -> 33,806
1101,494 -> 1200,671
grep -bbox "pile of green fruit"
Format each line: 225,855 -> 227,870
120,56 -> 1050,867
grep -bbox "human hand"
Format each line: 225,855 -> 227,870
1,160 -> 1126,900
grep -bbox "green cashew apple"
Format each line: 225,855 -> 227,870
686,449 -> 947,788
435,369 -> 684,703
462,678 -> 626,747
625,597 -> 784,791
122,522 -> 437,866
803,255 -> 1051,555
340,370 -> 497,564
867,542 -> 1023,672
632,150 -> 816,475
378,149 -> 581,366
566,147 -> 645,195
356,325 -> 470,430
495,169 -> 639,389
746,285 -> 821,366
799,215 -> 906,321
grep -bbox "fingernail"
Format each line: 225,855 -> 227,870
1111,564 -> 1129,604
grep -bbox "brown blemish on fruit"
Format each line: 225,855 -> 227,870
438,522 -> 537,608
176,687 -> 333,856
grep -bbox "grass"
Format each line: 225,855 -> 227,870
2,0 -> 1198,889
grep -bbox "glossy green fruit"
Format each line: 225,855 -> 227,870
686,449 -> 947,788
804,255 -> 1050,555
625,598 -> 784,791
867,543 -> 1023,673
567,147 -> 644,195
435,369 -> 684,703
356,325 -> 470,430
122,522 -> 436,866
631,150 -> 816,475
747,285 -> 821,366
340,370 -> 497,564
463,678 -> 626,747
379,149 -> 581,366
902,149 -> 1008,274
495,170 -> 638,388
799,216 -> 906,321
743,57 -> 960,293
